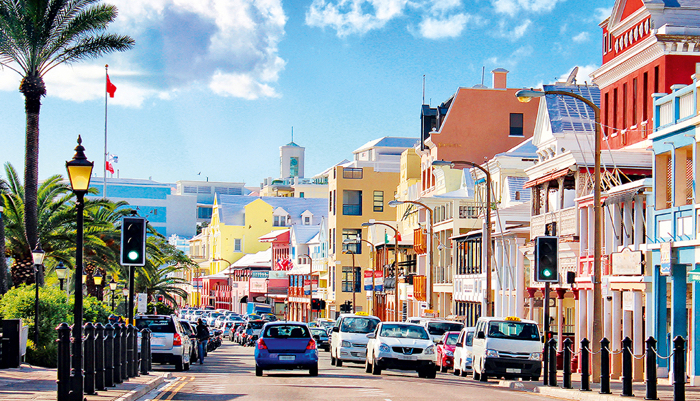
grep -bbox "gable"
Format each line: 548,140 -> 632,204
621,0 -> 645,20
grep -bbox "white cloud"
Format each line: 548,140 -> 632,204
573,31 -> 590,43
492,0 -> 564,16
487,45 -> 533,68
0,0 -> 288,106
419,13 -> 474,39
592,7 -> 612,23
495,19 -> 531,40
305,0 -> 408,37
556,64 -> 599,84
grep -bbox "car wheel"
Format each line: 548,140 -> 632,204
371,358 -> 381,376
175,357 -> 184,372
365,358 -> 372,373
255,365 -> 263,377
454,368 -> 460,376
426,369 -> 436,379
309,364 -> 319,376
472,369 -> 480,381
418,370 -> 426,378
480,372 -> 488,382
440,365 -> 448,373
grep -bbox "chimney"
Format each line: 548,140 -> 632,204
492,68 -> 509,89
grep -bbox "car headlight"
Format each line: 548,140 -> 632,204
485,349 -> 499,358
424,345 -> 435,355
445,350 -> 454,357
341,340 -> 352,348
378,343 -> 391,353
530,352 -> 542,361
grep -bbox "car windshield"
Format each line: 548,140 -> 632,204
340,317 -> 379,334
380,324 -> 430,340
465,331 -> 474,346
310,329 -> 327,337
265,325 -> 310,338
488,321 -> 539,341
135,318 -> 175,333
318,321 -> 333,328
427,322 -> 464,336
445,333 -> 459,345
248,321 -> 265,329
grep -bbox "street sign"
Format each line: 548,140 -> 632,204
611,248 -> 643,275
137,293 -> 147,313
364,270 -> 373,291
660,242 -> 672,276
362,270 -> 383,291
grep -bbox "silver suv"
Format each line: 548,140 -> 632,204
135,315 -> 192,371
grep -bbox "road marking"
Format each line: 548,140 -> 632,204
152,376 -> 194,401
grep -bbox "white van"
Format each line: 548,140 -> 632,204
330,313 -> 380,367
421,319 -> 464,343
471,316 -> 542,382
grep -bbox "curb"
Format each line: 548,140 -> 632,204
114,373 -> 171,401
496,380 -> 641,401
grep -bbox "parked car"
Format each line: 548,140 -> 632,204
365,322 -> 436,378
330,313 -> 380,367
421,320 -> 464,343
134,315 -> 192,371
261,313 -> 278,322
310,328 -> 330,351
179,320 -> 199,363
234,325 -> 246,344
206,312 -> 224,326
315,318 -> 334,333
453,327 -> 476,377
254,322 -> 319,376
471,316 -> 542,382
435,331 -> 460,373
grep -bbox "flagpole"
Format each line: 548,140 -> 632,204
104,64 -> 109,198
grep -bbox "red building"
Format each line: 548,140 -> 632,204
592,0 -> 700,148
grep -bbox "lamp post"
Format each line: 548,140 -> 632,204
341,249 -> 357,314
362,221 -> 400,321
388,200 -> 434,311
300,254 -> 313,322
344,238 -> 377,316
56,261 -> 68,291
109,278 -> 118,311
66,135 -> 94,401
432,160 -> 492,317
93,269 -> 103,300
122,286 -> 129,315
516,88 -> 602,380
31,243 -> 45,346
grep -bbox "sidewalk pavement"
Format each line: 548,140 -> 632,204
0,364 -> 167,401
498,372 -> 700,401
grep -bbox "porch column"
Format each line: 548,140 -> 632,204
611,290 -> 622,379
527,288 -> 537,321
633,195 -> 644,249
515,238 -> 526,318
623,200 -> 633,247
494,240 -> 503,318
603,292 -> 612,349
578,289 -> 588,344
633,291 -> 644,382
580,207 -> 589,253
652,265 -> 669,377
691,281 -> 700,386
613,203 -> 622,252
588,206 -> 595,255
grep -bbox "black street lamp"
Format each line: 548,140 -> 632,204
109,278 -> 118,311
31,243 -> 45,347
122,286 -> 129,315
92,269 -> 103,299
66,135 -> 94,401
55,261 -> 68,291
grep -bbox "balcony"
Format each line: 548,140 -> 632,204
413,275 -> 426,301
531,206 -> 577,238
578,254 -> 611,277
435,266 -> 452,284
413,228 -> 427,254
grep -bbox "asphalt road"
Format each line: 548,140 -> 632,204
137,340 -> 545,401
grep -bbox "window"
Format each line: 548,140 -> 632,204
197,207 -> 213,219
373,191 -> 384,212
604,93 -> 609,135
198,186 -> 211,194
643,72 -> 649,122
613,88 -> 618,130
304,216 -> 311,225
299,192 -> 305,198
342,266 -> 361,292
509,113 -> 524,136
342,229 -> 362,254
343,190 -> 362,215
184,186 -> 197,194
273,215 -> 289,227
632,78 -> 638,125
342,167 -> 363,179
290,157 -> 299,177
234,239 -> 242,252
622,83 -> 628,129
654,65 -> 659,93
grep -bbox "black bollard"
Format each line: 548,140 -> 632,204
673,336 -> 685,401
622,337 -> 634,397
548,338 -> 557,387
131,325 -> 140,377
600,337 -> 611,394
126,325 -> 134,378
56,323 -> 71,401
84,323 -> 96,395
147,328 -> 152,371
543,336 -> 549,386
141,328 -> 150,375
113,324 -> 122,384
95,323 -> 105,391
120,324 -> 128,380
580,338 -> 591,391
563,338 -> 572,389
645,336 -> 659,400
104,324 -> 114,388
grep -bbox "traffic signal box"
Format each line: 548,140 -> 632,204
339,300 -> 352,313
121,217 -> 147,266
535,236 -> 559,283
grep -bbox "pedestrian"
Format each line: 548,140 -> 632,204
196,319 -> 209,365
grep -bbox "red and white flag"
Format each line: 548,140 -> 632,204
106,154 -> 118,174
106,74 -> 117,98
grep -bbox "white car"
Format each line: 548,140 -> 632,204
364,322 -> 437,378
453,327 -> 476,377
421,319 -> 464,343
330,313 -> 380,367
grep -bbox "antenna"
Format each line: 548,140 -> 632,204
565,66 -> 579,85
422,75 -> 426,104
481,66 -> 485,87
291,126 -> 293,143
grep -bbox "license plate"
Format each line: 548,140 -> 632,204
151,337 -> 166,346
506,368 -> 521,373
279,355 -> 295,361
398,355 -> 417,361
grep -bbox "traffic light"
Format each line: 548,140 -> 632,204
121,217 -> 147,266
311,299 -> 321,311
339,300 -> 352,313
535,236 -> 558,282
156,294 -> 164,303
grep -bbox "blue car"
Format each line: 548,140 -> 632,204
254,322 -> 319,376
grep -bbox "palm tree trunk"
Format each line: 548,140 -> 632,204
22,76 -> 45,286
0,213 -> 8,293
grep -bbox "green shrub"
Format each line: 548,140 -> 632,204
148,302 -> 174,315
81,295 -> 112,324
26,339 -> 58,368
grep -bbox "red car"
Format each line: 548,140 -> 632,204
436,331 -> 460,372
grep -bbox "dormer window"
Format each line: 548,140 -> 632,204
301,210 -> 314,226
273,207 -> 290,227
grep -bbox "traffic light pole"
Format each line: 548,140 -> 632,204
543,281 -> 550,386
128,266 -> 135,323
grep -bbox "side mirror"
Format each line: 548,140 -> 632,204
455,343 -> 462,347
366,333 -> 376,339
437,341 -> 443,345
476,331 -> 485,339
332,327 -> 339,333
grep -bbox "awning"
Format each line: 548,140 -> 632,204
604,187 -> 645,206
259,229 -> 290,243
523,168 -> 571,189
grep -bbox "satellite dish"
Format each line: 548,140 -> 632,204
565,67 -> 579,85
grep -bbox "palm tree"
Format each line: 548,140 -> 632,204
0,175 -> 9,293
0,0 -> 134,273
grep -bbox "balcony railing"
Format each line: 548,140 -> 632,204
578,254 -> 611,277
531,206 -> 577,238
343,204 -> 362,215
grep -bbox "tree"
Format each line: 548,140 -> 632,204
0,0 -> 134,279
0,175 -> 8,293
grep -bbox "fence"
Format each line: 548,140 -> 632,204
544,335 -> 685,400
56,322 -> 152,400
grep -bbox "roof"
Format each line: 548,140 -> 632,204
284,141 -> 301,147
216,195 -> 327,226
259,229 -> 290,243
353,137 -> 419,153
495,138 -> 538,158
291,225 -> 320,245
543,84 -> 600,134
228,249 -> 272,271
505,176 -> 531,202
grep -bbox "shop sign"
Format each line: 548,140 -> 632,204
660,242 -> 672,276
269,271 -> 286,279
362,270 -> 383,291
622,292 -> 634,311
611,248 -> 643,275
250,278 -> 267,293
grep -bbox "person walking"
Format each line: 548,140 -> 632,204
196,319 -> 209,364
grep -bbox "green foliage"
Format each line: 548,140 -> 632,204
0,285 -> 71,348
26,339 -> 58,368
82,295 -> 112,324
148,302 -> 174,315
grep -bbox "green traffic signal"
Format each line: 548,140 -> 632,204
542,269 -> 552,277
128,250 -> 139,261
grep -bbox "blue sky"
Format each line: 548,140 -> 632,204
0,0 -> 612,187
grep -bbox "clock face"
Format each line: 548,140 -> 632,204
290,158 -> 298,166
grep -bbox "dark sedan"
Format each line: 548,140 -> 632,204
310,328 -> 330,351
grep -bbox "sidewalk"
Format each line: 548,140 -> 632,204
498,372 -> 700,401
0,364 -> 167,401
